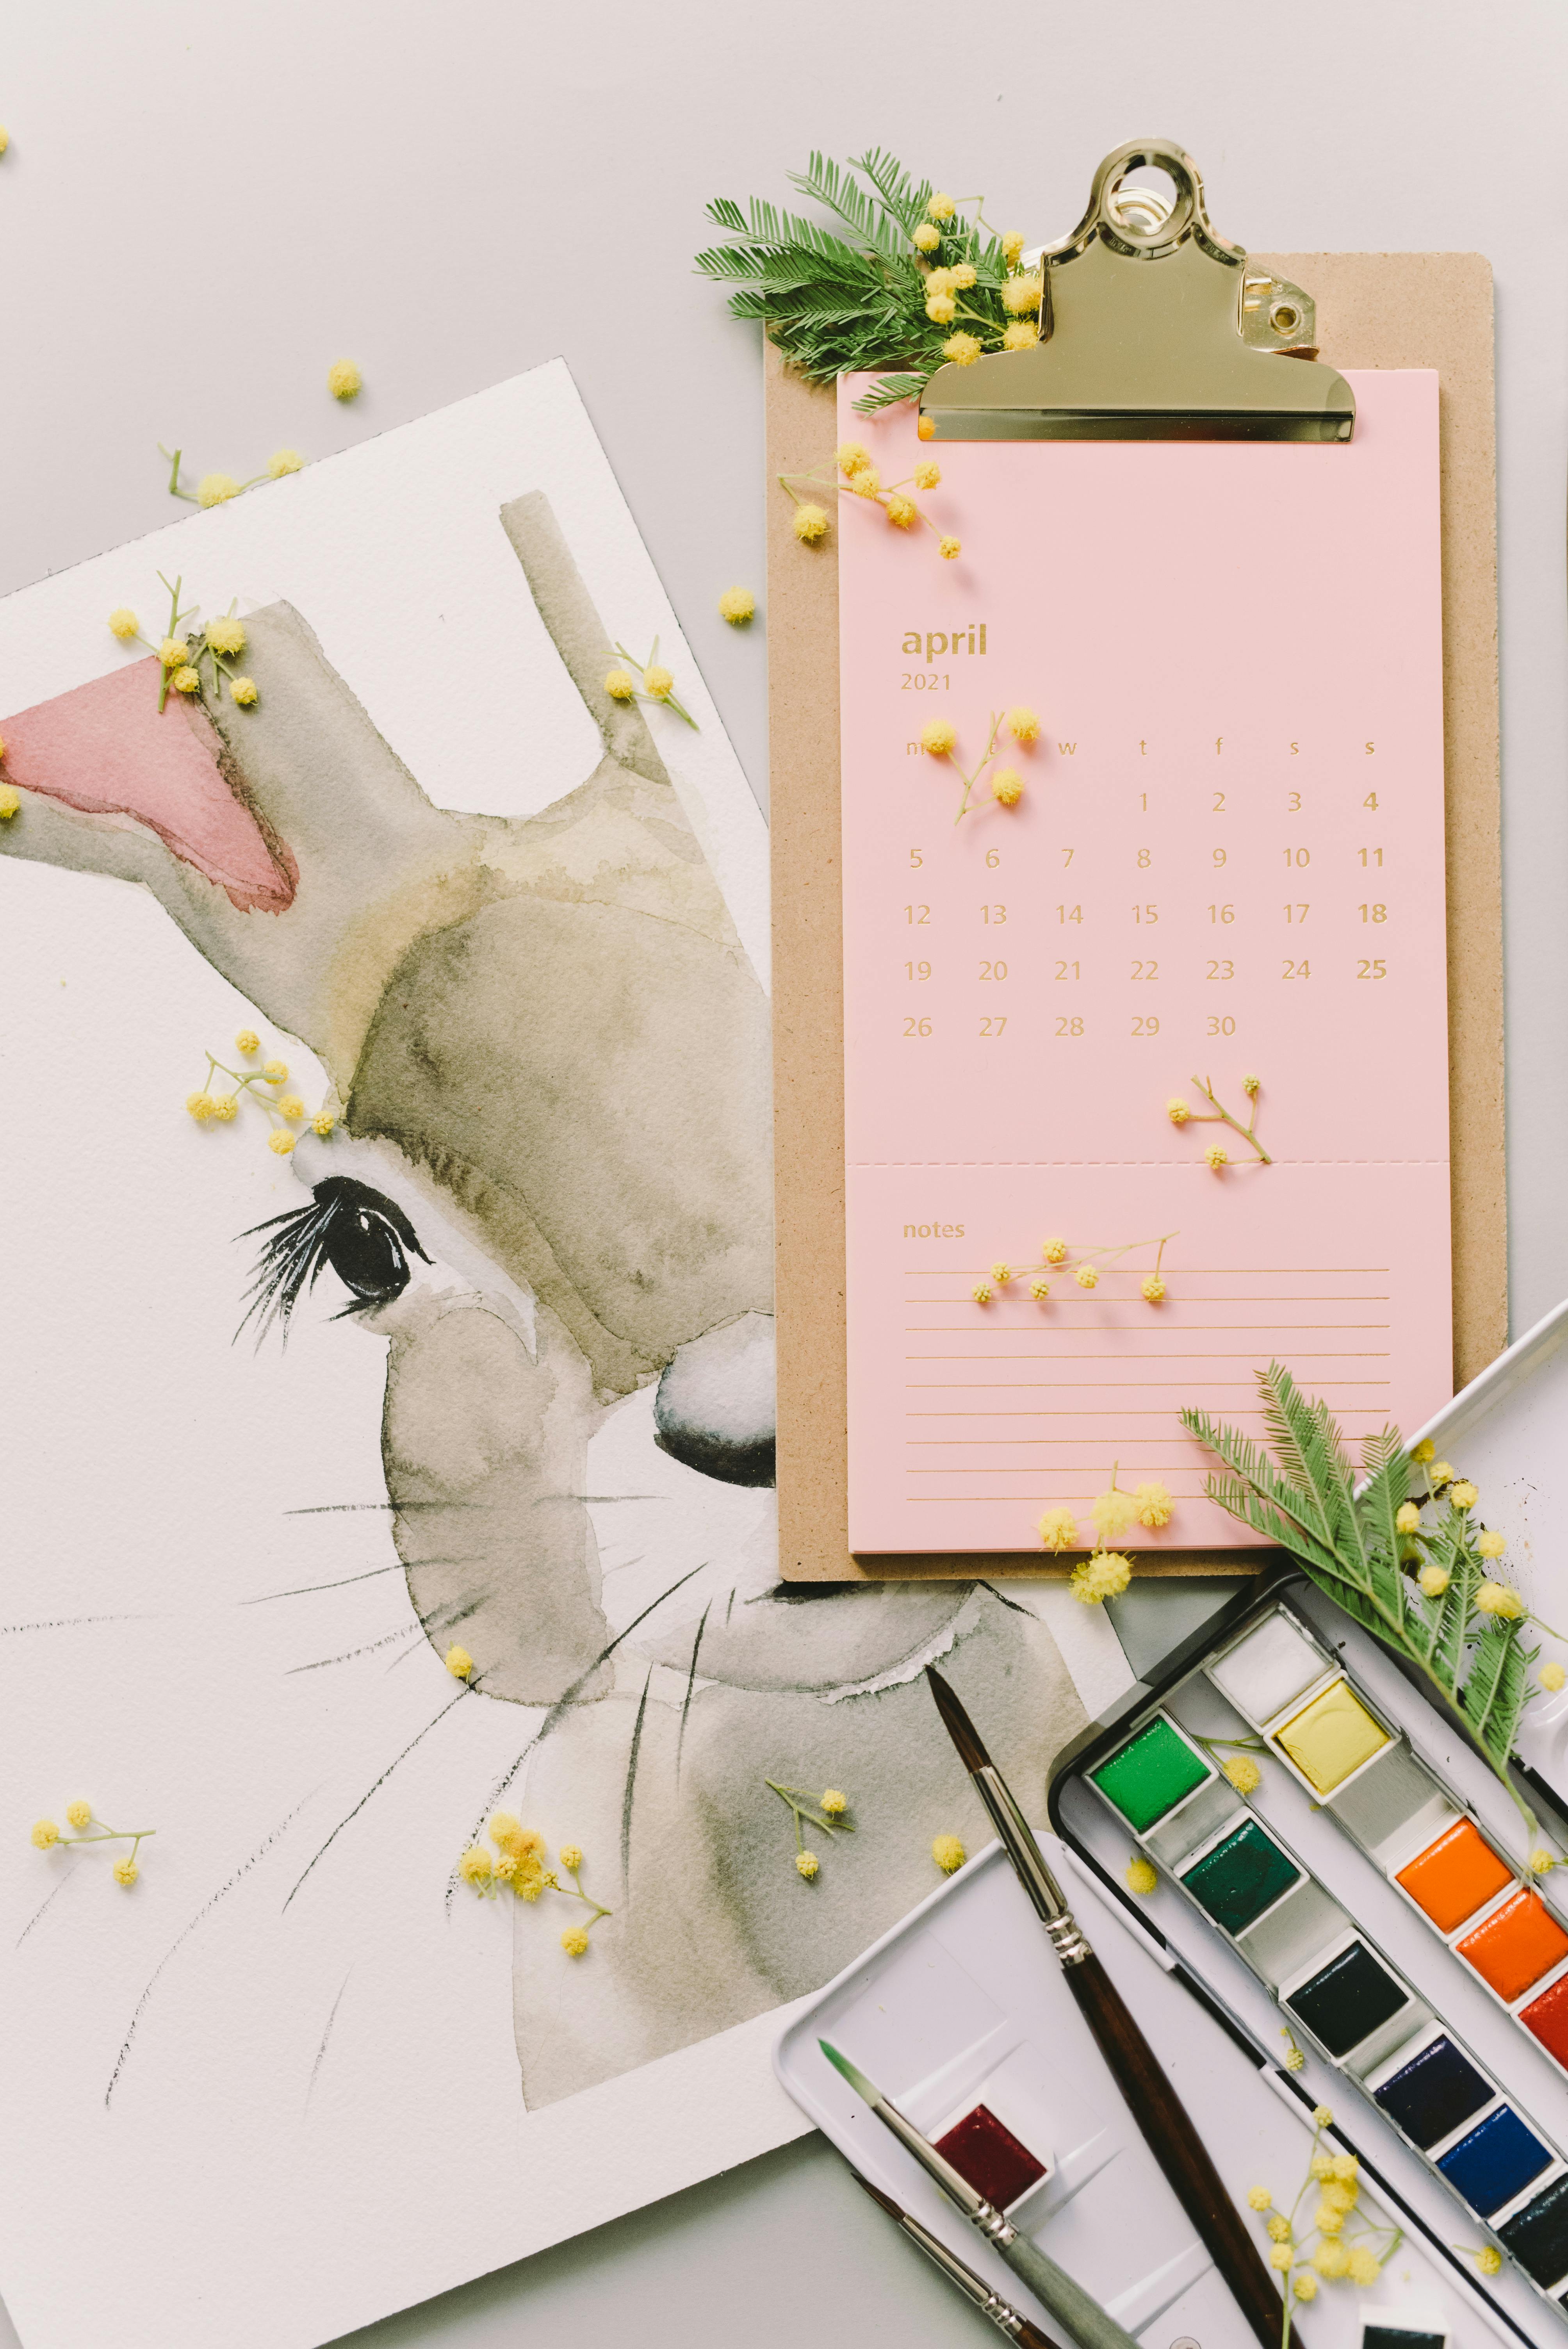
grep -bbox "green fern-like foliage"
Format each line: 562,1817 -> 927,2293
696,150 -> 1023,414
1185,1363 -> 1541,1831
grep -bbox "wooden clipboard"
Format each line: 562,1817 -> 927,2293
767,251 -> 1505,1581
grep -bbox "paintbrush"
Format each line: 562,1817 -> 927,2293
821,2039 -> 1140,2349
925,1666 -> 1285,2349
852,2170 -> 1066,2348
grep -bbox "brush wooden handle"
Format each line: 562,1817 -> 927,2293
1063,1953 -> 1285,2349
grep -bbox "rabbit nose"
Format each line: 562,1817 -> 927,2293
653,1313 -> 775,1488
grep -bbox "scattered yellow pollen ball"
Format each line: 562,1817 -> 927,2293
211,1095 -> 238,1122
917,414 -> 935,441
992,768 -> 1023,806
718,586 -> 756,625
1002,230 -> 1025,264
494,1854 -> 518,1882
1267,2215 -> 1291,2242
1001,272 -> 1044,315
445,1644 -> 474,1679
1042,1238 -> 1067,1264
108,607 -> 139,640
1346,2246 -> 1381,2285
1310,2154 -> 1334,2181
327,359 -> 363,401
1476,1528 -> 1507,1558
850,468 -> 881,498
932,1834 -> 966,1873
1314,2203 -> 1344,2235
31,1819 -> 59,1850
1242,1073 -> 1260,1095
186,1092 -> 216,1121
1074,1264 -> 1098,1289
920,717 -> 957,755
796,1850 -> 820,1880
458,1846 -> 492,1884
925,293 -> 957,326
267,1128 -> 296,1155
1006,706 -> 1041,742
229,676 -> 258,706
66,1801 -> 91,1830
1476,2246 -> 1502,2276
1029,1276 -> 1051,1300
489,1813 -> 523,1844
914,460 -> 941,490
604,668 -> 636,700
950,264 -> 977,291
793,502 -> 830,544
1126,1856 -> 1157,1895
113,1856 -> 139,1887
1167,1098 -> 1191,1123
268,448 -> 304,477
1312,2104 -> 1333,2126
1135,1481 -> 1174,1528
913,223 -> 940,253
928,192 -> 957,222
1541,1662 -> 1566,1691
312,1110 -> 336,1137
1141,1273 -> 1167,1303
1268,2245 -> 1293,2273
0,784 -> 18,820
1531,1848 -> 1557,1874
1247,2186 -> 1272,2212
235,1029 -> 260,1055
1002,322 -> 1037,351
158,636 -> 189,668
1292,2274 -> 1319,2303
643,665 -> 674,699
1430,1460 -> 1454,1484
1037,1505 -> 1078,1552
1418,1563 -> 1450,1597
171,666 -> 201,696
820,1791 -> 848,1816
207,616 -> 246,656
1312,2240 -> 1349,2278
1395,1502 -> 1421,1533
938,536 -> 962,560
941,332 -> 982,366
559,1843 -> 584,1869
990,1261 -> 1011,1283
197,473 -> 241,509
561,1925 -> 591,1954
1071,1551 -> 1132,1604
1205,1142 -> 1229,1168
278,1094 -> 305,1120
1283,2045 -> 1305,2071
1413,1438 -> 1436,1462
835,442 -> 871,477
264,1059 -> 288,1084
886,494 -> 918,529
1450,1479 -> 1478,1509
1476,1579 -> 1524,1619
971,1281 -> 992,1305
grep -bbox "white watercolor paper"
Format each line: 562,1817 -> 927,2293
0,364 -> 1129,2349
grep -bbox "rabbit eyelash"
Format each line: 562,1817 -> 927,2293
239,1176 -> 428,1345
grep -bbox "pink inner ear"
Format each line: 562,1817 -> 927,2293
2,657 -> 295,913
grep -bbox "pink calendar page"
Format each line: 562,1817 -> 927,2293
839,370 -> 1451,1556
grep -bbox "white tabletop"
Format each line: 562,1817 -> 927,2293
2,5 -> 1563,2341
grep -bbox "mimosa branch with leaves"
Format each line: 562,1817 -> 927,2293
1185,1363 -> 1566,1860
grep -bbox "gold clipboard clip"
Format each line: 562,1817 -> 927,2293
920,139 -> 1354,444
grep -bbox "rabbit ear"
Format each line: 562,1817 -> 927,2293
0,610 -> 465,1084
0,656 -> 296,911
499,490 -> 672,791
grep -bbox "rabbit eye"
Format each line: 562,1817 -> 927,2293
240,1176 -> 429,1342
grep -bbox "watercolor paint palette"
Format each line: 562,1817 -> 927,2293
1052,1574 -> 1568,2329
776,1823 -> 1528,2347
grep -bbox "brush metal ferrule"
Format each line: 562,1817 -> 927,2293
967,2196 -> 1021,2249
873,2091 -> 1003,2226
974,1766 -> 1094,1964
899,2212 -> 1027,2335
